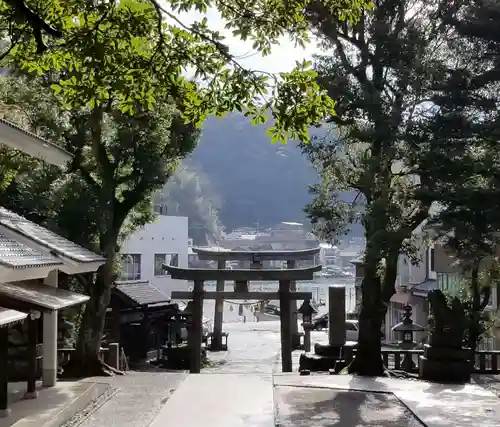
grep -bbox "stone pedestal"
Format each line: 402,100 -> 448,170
298,286 -> 347,373
419,344 -> 472,383
299,352 -> 347,373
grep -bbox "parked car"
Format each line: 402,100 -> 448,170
312,315 -> 360,342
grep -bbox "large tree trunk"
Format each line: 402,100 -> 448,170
348,271 -> 386,376
348,249 -> 399,376
61,257 -> 122,377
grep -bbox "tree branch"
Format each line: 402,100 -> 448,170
4,0 -> 63,53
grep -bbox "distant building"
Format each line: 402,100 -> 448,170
218,222 -> 320,266
120,215 -> 189,296
319,243 -> 339,266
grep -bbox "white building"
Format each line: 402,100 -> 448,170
319,243 -> 339,266
120,215 -> 189,296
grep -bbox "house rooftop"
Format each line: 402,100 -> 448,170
114,280 -> 171,306
0,118 -> 73,167
0,208 -> 105,264
0,232 -> 62,269
0,281 -> 90,311
0,307 -> 27,327
411,279 -> 437,297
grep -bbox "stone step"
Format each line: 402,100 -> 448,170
5,381 -> 111,427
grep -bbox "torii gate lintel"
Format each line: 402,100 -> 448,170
164,263 -> 322,374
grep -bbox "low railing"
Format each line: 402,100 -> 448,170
345,348 -> 500,374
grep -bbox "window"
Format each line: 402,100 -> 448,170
168,253 -> 179,267
154,204 -> 168,215
154,253 -> 179,276
154,254 -> 166,276
120,254 -> 141,280
428,244 -> 436,279
437,272 -> 462,295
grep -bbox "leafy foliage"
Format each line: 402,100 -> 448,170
416,0 -> 500,272
0,0 -> 373,143
301,0 -> 451,375
442,273 -> 496,351
303,0 -> 445,289
0,72 -> 200,369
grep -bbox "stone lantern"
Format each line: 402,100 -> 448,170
298,299 -> 317,352
391,304 -> 424,371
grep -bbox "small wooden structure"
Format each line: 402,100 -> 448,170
0,308 -> 27,416
192,247 -> 320,351
106,281 -> 180,362
0,112 -> 104,419
0,283 -> 89,416
165,262 -> 322,373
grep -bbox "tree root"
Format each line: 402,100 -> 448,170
60,358 -> 125,379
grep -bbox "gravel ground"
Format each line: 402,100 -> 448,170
62,371 -> 187,427
275,387 -> 424,427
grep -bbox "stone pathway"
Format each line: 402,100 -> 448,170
64,371 -> 186,427
203,321 -> 282,374
275,387 -> 424,426
63,321 -> 500,427
275,374 -> 500,427
153,321 -> 500,427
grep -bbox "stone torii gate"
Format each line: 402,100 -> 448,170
192,247 -> 321,351
164,263 -> 322,373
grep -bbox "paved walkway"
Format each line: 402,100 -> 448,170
203,321 -> 283,374
66,371 -> 186,427
275,374 -> 500,427
63,321 -> 500,427
152,321 -> 500,427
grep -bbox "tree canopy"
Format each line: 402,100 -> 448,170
305,0 -> 500,369
0,0 -> 373,143
0,71 -> 200,374
302,0 -> 452,375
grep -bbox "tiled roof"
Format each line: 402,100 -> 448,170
411,279 -> 437,296
0,307 -> 27,327
0,281 -> 89,310
0,117 -> 71,158
114,281 -> 170,306
0,232 -> 62,269
0,208 -> 105,263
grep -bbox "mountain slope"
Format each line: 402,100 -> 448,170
187,114 -> 319,231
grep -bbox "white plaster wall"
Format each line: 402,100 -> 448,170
121,215 -> 189,296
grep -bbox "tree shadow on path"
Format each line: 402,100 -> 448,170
274,386 -> 425,427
